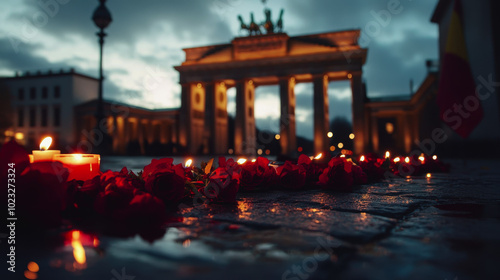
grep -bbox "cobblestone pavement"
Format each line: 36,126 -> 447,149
8,159 -> 500,280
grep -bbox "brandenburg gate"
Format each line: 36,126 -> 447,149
175,28 -> 367,155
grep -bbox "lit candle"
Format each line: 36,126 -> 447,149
31,137 -> 60,162
237,158 -> 247,165
385,151 -> 390,159
53,154 -> 100,181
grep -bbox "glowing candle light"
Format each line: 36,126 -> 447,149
360,155 -> 365,162
31,137 -> 60,162
314,153 -> 322,160
53,154 -> 100,181
404,157 -> 410,163
251,159 -> 256,163
237,158 -> 247,164
393,157 -> 401,163
419,156 -> 425,163
385,151 -> 390,159
426,173 -> 431,178
432,155 -> 438,160
185,159 -> 193,168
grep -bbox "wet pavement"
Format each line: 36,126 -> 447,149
5,158 -> 500,280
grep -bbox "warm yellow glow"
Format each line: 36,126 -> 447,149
71,231 -> 86,265
27,262 -> 39,273
419,156 -> 425,162
385,151 -> 390,158
39,137 -> 52,151
360,155 -> 365,162
197,83 -> 202,88
432,155 -> 437,160
329,146 -> 335,152
4,130 -> 14,137
426,173 -> 431,178
257,149 -> 263,155
275,134 -> 281,140
340,154 -> 346,158
349,133 -> 355,139
93,237 -> 100,247
338,143 -> 344,149
385,122 -> 394,134
237,158 -> 247,164
228,149 -> 234,155
15,132 -> 24,140
24,271 -> 38,279
327,132 -> 333,138
404,157 -> 410,163
251,159 -> 257,163
185,159 -> 193,168
73,154 -> 83,161
394,157 -> 401,163
347,73 -> 353,79
314,153 -> 322,160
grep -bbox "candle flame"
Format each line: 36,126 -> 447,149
73,154 -> 83,161
185,159 -> 193,168
251,159 -> 256,162
426,173 -> 431,178
237,158 -> 247,164
394,157 -> 401,163
340,154 -> 346,158
360,155 -> 365,162
419,156 -> 425,162
404,157 -> 410,163
314,153 -> 322,160
40,137 -> 52,151
432,155 -> 437,160
385,151 -> 390,158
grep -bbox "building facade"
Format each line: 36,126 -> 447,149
1,69 -> 179,155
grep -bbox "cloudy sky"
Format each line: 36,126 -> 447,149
1,0 -> 438,139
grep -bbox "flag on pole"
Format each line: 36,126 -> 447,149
437,0 -> 483,138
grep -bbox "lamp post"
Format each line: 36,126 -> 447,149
92,0 -> 112,153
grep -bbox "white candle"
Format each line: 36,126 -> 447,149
31,137 -> 60,162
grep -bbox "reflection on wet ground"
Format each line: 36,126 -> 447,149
10,158 -> 500,279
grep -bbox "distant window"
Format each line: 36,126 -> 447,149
30,88 -> 36,99
41,107 -> 48,127
54,86 -> 60,98
53,106 -> 61,127
18,89 -> 24,100
42,87 -> 48,99
17,107 -> 24,127
29,107 -> 36,127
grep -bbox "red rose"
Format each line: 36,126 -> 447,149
319,157 -> 354,191
122,191 -> 165,225
203,163 -> 241,203
352,164 -> 368,185
276,161 -> 306,190
16,161 -> 69,227
143,158 -> 186,205
359,154 -> 387,182
240,157 -> 278,191
298,154 -> 324,186
94,181 -> 136,219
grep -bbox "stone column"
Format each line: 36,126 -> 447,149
279,76 -> 297,156
179,82 -> 206,154
206,81 -> 229,154
313,75 -> 330,155
235,79 -> 256,155
350,73 -> 366,155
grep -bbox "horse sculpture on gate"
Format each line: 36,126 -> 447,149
238,8 -> 284,36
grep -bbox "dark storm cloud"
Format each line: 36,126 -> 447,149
18,0 -> 234,46
0,38 -> 70,71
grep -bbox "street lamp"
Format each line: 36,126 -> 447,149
92,0 -> 112,153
